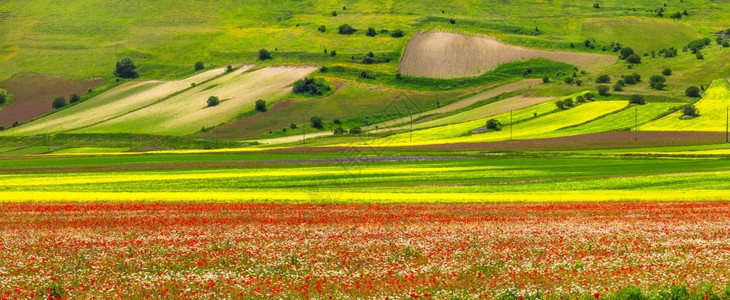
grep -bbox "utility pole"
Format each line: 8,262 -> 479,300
634,106 -> 638,142
509,109 -> 513,141
302,114 -> 306,144
410,111 -> 413,142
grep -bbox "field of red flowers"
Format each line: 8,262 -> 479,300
1,202 -> 729,299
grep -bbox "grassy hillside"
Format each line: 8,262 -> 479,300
644,79 -> 730,131
1,0 -> 728,82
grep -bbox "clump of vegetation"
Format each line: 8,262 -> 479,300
207,96 -> 220,107
333,127 -> 346,135
686,38 -> 711,54
366,27 -> 376,37
391,29 -> 404,38
338,24 -> 356,35
69,94 -> 80,103
662,68 -> 672,76
685,86 -> 701,97
349,127 -> 363,135
629,94 -> 645,105
194,61 -> 205,71
258,49 -> 272,60
0,91 -> 6,105
598,85 -> 610,96
682,104 -> 698,117
556,98 -> 575,110
619,47 -> 634,60
225,65 -> 234,72
114,57 -> 138,79
255,99 -> 266,112
542,77 -> 550,83
596,74 -> 611,83
318,25 -> 326,33
649,75 -> 667,90
359,71 -> 375,79
310,116 -> 324,129
486,119 -> 502,130
626,54 -> 641,64
293,77 -> 331,96
52,97 -> 66,109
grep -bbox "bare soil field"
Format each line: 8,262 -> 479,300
0,74 -> 102,127
399,32 -> 617,78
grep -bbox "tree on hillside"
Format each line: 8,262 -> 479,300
318,25 -> 326,32
629,94 -> 645,105
649,75 -> 666,90
598,85 -> 610,96
194,62 -> 205,71
258,49 -> 272,60
310,117 -> 324,129
366,27 -> 377,37
207,96 -> 220,107
683,104 -> 698,117
293,77 -> 332,95
685,86 -> 701,97
338,24 -> 356,34
626,54 -> 641,64
662,68 -> 672,76
69,94 -> 80,103
255,99 -> 267,112
52,97 -> 67,109
486,119 -> 502,130
114,57 -> 138,79
620,47 -> 635,60
596,74 -> 611,83
391,29 -> 404,38
0,92 -> 6,105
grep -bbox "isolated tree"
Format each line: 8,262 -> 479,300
542,76 -> 550,83
626,54 -> 641,64
293,77 -> 332,95
620,47 -> 635,59
623,75 -> 637,85
207,96 -> 220,107
593,3 -> 600,8
52,97 -> 67,109
331,10 -> 337,16
649,75 -> 666,90
682,104 -> 698,117
629,94 -> 645,105
258,49 -> 272,60
685,86 -> 701,97
194,61 -> 205,71
226,65 -> 234,72
486,119 -> 502,130
338,24 -> 356,34
255,99 -> 267,112
596,74 -> 611,83
333,127 -> 346,135
290,123 -> 297,129
318,25 -> 326,32
349,127 -> 363,135
598,85 -> 610,96
391,29 -> 404,38
575,79 -> 583,86
366,27 -> 377,36
613,83 -> 624,91
114,57 -> 138,78
310,117 -> 324,129
662,68 -> 672,76
69,93 -> 80,103
0,92 -> 5,105
564,77 -> 574,85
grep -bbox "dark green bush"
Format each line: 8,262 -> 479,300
486,119 -> 502,130
114,57 -> 138,78
255,99 -> 266,112
310,117 -> 324,129
338,24 -> 356,34
207,96 -> 220,107
293,77 -> 332,95
52,97 -> 66,109
258,49 -> 272,60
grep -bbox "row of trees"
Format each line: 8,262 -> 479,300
51,94 -> 81,109
331,24 -> 404,37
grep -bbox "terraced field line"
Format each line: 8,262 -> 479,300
3,67 -> 230,136
372,79 -> 541,132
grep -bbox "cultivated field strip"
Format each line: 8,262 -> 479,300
2,68 -> 229,136
399,32 -> 617,78
76,66 -> 317,136
643,79 -> 730,131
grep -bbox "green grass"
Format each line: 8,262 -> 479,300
50,147 -> 130,154
643,79 -> 730,131
581,17 -> 701,54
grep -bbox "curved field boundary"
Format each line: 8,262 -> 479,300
0,74 -> 103,128
77,66 -> 317,136
643,80 -> 730,131
3,68 -> 228,136
380,101 -> 627,146
399,32 -> 617,78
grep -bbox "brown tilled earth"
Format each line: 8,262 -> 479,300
0,74 -> 103,128
399,32 -> 617,79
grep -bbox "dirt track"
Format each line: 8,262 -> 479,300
399,32 -> 617,78
0,74 -> 102,127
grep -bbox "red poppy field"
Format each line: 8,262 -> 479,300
2,202 -> 729,299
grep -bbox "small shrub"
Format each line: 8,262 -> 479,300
723,41 -> 730,48
0,92 -> 5,105
613,83 -> 623,91
258,49 -> 272,60
320,65 -> 328,72
623,75 -> 637,85
225,65 -> 233,72
542,76 -> 550,83
598,85 -> 610,96
330,50 -> 337,57
685,86 -> 701,97
662,68 -> 672,76
486,119 -> 502,130
255,99 -> 266,112
575,79 -> 583,86
596,74 -> 611,83
293,77 -> 332,95
318,25 -> 326,32
338,24 -> 356,34
696,52 -> 704,60
366,27 -> 376,37
333,119 -> 341,125
331,10 -> 337,16
391,29 -> 404,37
310,117 -> 324,129
619,47 -> 635,59
52,97 -> 67,109
584,92 -> 595,100
207,96 -> 220,107
333,127 -> 346,135
449,19 -> 456,24
564,77 -> 574,85
194,61 -> 205,71
359,71 -> 375,79
593,3 -> 600,8
629,94 -> 645,105
69,93 -> 80,103
290,123 -> 297,129
626,54 -> 641,64
349,127 -> 363,135
683,104 -> 698,117
576,95 -> 586,103
649,75 -> 666,90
